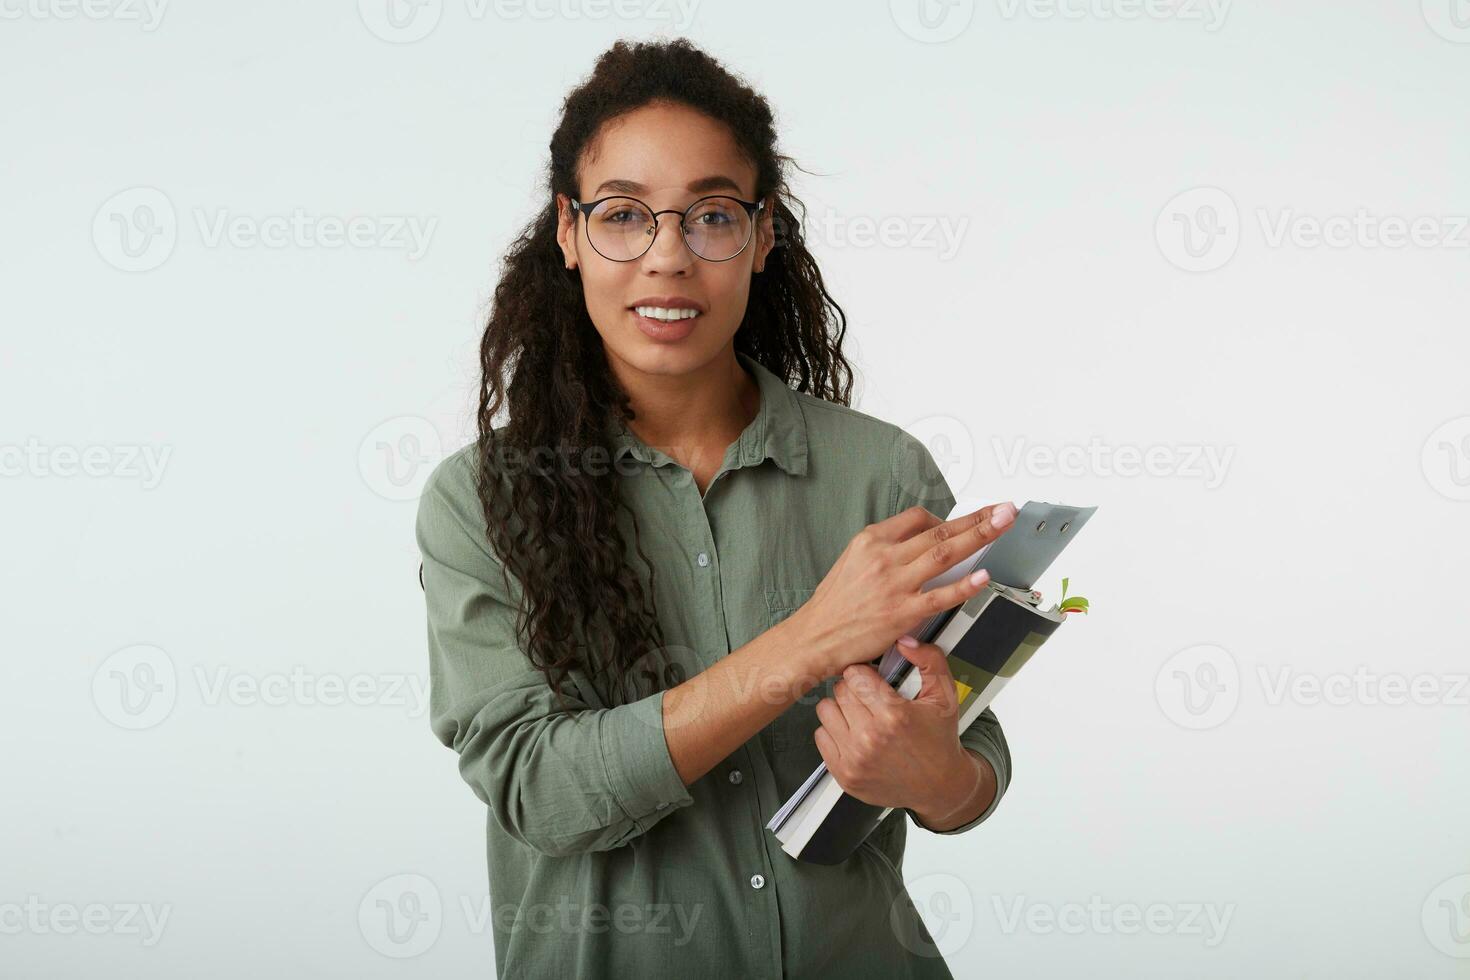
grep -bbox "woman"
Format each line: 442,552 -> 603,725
416,37 -> 1017,979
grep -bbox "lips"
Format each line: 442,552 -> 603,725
630,306 -> 700,342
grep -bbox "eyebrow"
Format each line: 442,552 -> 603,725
591,175 -> 747,198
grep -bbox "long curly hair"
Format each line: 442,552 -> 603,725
476,37 -> 853,709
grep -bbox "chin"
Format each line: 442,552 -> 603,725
608,330 -> 727,376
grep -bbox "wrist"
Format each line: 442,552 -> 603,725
765,612 -> 831,701
911,749 -> 983,829
777,605 -> 841,680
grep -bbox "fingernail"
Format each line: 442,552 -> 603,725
991,502 -> 1015,529
969,569 -> 990,587
897,634 -> 918,648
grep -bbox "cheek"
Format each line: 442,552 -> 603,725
578,263 -> 633,333
704,266 -> 754,326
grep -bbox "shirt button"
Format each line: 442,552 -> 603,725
728,770 -> 743,785
750,874 -> 765,890
655,802 -> 668,810
696,552 -> 709,567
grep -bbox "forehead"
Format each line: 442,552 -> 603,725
579,100 -> 757,202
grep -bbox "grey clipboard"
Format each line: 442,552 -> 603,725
970,501 -> 1098,590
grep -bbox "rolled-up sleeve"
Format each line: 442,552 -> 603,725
890,426 -> 1014,835
416,451 -> 694,858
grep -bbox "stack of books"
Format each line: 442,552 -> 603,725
766,500 -> 1098,865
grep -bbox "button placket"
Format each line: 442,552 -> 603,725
685,495 -> 728,660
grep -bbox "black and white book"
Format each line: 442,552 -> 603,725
765,500 -> 1098,865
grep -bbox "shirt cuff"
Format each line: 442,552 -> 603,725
906,740 -> 1008,836
597,689 -> 695,831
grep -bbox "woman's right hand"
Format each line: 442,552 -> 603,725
783,501 -> 1018,679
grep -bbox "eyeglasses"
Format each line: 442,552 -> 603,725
569,194 -> 765,263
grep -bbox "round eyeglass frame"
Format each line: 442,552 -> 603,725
569,194 -> 766,263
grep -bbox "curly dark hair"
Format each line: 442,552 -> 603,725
475,37 -> 853,709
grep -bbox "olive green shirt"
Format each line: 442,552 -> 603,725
416,350 -> 1011,979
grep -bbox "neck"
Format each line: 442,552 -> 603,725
608,345 -> 761,460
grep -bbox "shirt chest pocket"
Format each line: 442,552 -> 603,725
762,587 -> 835,763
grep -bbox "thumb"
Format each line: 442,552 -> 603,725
895,636 -> 959,716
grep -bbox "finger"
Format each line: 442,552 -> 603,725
814,726 -> 842,767
833,677 -> 875,726
841,664 -> 904,709
896,641 -> 959,713
900,567 -> 991,627
815,695 -> 851,743
865,504 -> 943,543
895,500 -> 1016,570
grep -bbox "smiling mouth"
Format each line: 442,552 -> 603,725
630,305 -> 703,322
629,306 -> 702,342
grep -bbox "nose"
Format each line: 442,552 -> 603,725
640,213 -> 693,273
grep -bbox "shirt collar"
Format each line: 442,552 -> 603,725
606,350 -> 809,476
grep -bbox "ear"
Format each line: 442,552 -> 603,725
555,193 -> 580,271
752,195 -> 777,273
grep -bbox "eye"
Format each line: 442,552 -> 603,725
687,201 -> 739,225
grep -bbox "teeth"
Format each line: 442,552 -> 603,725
635,306 -> 700,322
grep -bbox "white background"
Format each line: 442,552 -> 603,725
3,1 -> 1468,977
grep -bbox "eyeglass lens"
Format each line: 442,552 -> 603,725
585,196 -> 753,261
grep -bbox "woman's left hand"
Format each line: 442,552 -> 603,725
813,638 -> 982,820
